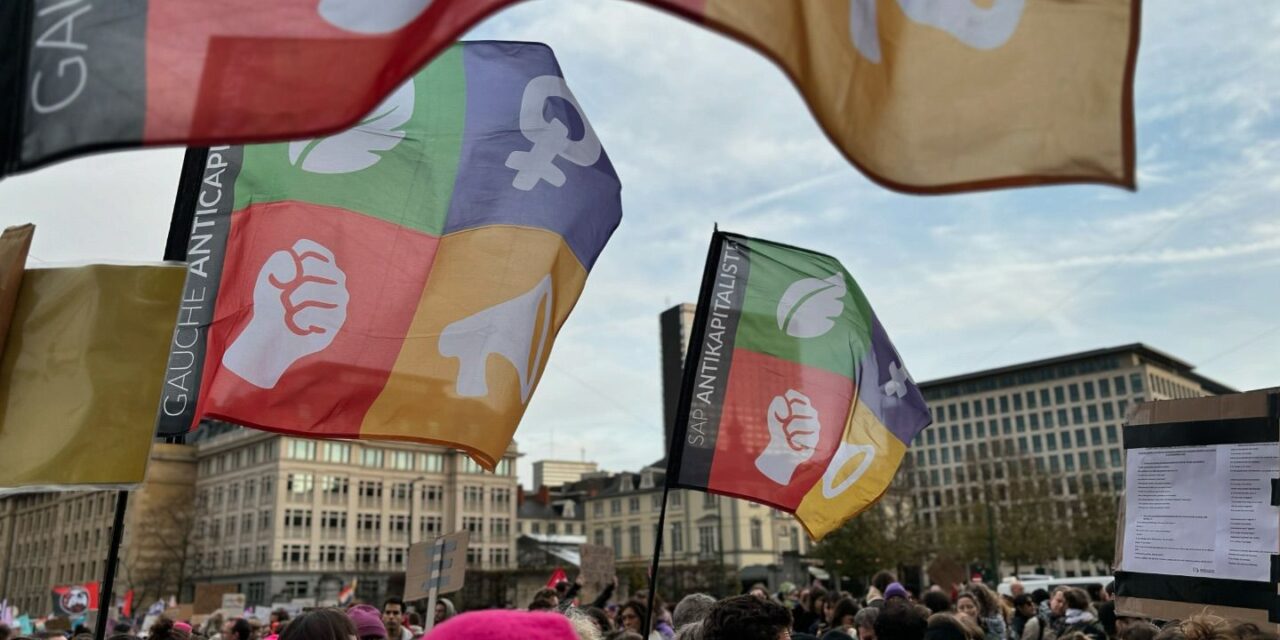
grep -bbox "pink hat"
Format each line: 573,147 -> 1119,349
347,604 -> 387,639
429,611 -> 576,640
173,621 -> 193,633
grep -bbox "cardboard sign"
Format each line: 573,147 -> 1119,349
194,584 -> 237,614
164,604 -> 194,622
221,593 -> 246,611
1115,389 -> 1280,630
45,616 -> 71,632
579,544 -> 615,593
405,530 -> 469,601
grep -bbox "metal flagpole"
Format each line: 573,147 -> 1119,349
93,147 -> 209,640
643,226 -> 723,633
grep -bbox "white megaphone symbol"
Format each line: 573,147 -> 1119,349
439,275 -> 553,404
821,442 -> 876,499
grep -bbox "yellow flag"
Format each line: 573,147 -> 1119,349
0,265 -> 184,493
690,0 -> 1137,192
0,224 -> 34,359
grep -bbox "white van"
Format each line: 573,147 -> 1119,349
997,576 -> 1114,599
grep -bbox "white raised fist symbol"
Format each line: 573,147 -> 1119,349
850,0 -> 1026,63
223,239 -> 349,389
756,390 -> 822,486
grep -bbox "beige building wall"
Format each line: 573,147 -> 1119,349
192,428 -> 518,604
581,469 -> 811,572
532,461 -> 599,490
913,344 -> 1231,578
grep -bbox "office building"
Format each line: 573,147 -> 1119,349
912,343 -> 1233,576
191,428 -> 519,605
659,303 -> 697,454
532,460 -> 599,490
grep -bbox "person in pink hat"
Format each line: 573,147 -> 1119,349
347,604 -> 388,640
428,610 -> 577,640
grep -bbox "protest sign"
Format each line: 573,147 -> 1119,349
1115,389 -> 1280,629
193,584 -> 236,614
406,530 -> 469,632
579,544 -> 615,593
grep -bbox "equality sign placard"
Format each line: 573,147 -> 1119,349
405,530 -> 469,601
579,544 -> 615,593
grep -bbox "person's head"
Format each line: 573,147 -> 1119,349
702,595 -> 792,640
674,621 -> 705,640
1013,595 -> 1036,618
1120,622 -> 1160,640
529,598 -> 557,612
565,608 -> 604,640
1064,588 -> 1091,613
1154,615 -> 1234,640
673,594 -> 717,630
1031,589 -> 1050,607
0,624 -> 10,640
347,604 -> 387,640
618,601 -> 649,634
556,580 -> 572,597
955,594 -> 978,621
873,601 -> 929,640
583,608 -> 614,633
534,589 -> 561,608
922,592 -> 952,616
1231,623 -> 1278,640
808,587 -> 829,613
278,609 -> 357,640
271,610 -> 290,626
147,617 -> 189,640
964,584 -> 998,617
112,623 -> 132,636
832,597 -> 860,629
884,583 -> 909,603
923,613 -> 981,640
224,619 -> 252,640
1010,581 -> 1025,599
749,583 -> 769,600
381,598 -> 404,636
856,606 -> 881,640
435,598 -> 456,625
873,572 -> 898,596
1049,588 -> 1069,617
415,610 -> 578,640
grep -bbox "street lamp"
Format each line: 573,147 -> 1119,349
408,476 -> 428,546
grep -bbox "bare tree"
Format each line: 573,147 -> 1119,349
123,504 -> 211,605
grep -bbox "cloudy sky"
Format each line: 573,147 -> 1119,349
4,2 -> 1278,486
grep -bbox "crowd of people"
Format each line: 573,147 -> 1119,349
2,571 -> 1275,640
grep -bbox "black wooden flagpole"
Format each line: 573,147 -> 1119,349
94,147 -> 208,640
643,225 -> 723,633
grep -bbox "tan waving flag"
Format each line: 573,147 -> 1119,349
1,0 -> 1136,193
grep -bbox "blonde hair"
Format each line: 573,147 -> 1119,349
564,608 -> 603,640
1156,614 -> 1233,640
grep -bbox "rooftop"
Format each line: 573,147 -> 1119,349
918,343 -> 1235,398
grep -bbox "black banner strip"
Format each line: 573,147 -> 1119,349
153,146 -> 241,437
1123,416 -> 1278,449
1272,479 -> 1280,507
1271,556 -> 1280,585
0,0 -> 32,177
1115,571 -> 1278,614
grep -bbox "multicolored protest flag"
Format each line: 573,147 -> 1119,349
156,42 -> 621,469
51,583 -> 99,618
0,263 -> 185,494
668,231 -> 931,539
0,1 -> 1135,193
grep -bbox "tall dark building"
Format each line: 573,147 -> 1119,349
659,303 -> 696,455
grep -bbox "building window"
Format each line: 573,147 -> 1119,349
464,516 -> 484,541
420,516 -> 442,539
612,527 -> 623,559
490,518 -> 510,541
594,529 -> 605,546
629,525 -> 642,556
355,547 -> 379,566
698,525 -> 719,554
390,483 -> 410,504
610,499 -> 621,515
547,522 -> 558,535
491,488 -> 511,509
321,511 -> 347,531
284,509 -> 312,530
287,473 -> 313,495
282,544 -> 310,565
703,494 -> 718,508
593,502 -> 603,517
322,442 -> 350,464
628,497 -> 640,513
496,459 -> 513,476
462,457 -> 485,474
361,447 -> 384,468
1115,376 -> 1128,395
490,548 -> 510,568
286,439 -> 316,460
387,547 -> 406,565
463,486 -> 484,511
321,545 -> 345,564
391,451 -> 413,470
1106,424 -> 1118,443
670,522 -> 684,553
1130,373 -> 1144,392
285,580 -> 308,598
531,522 -> 541,534
321,476 -> 349,503
422,485 -> 444,510
389,515 -> 409,540
358,480 -> 383,507
420,453 -> 444,473
1099,378 -> 1112,397
750,519 -> 763,549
